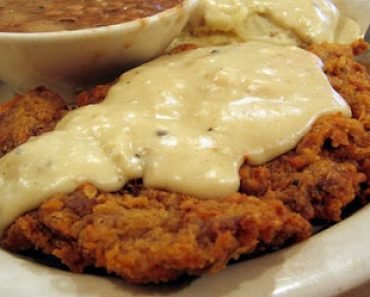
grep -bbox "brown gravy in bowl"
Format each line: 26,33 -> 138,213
0,0 -> 183,32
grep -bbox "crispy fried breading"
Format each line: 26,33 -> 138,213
1,41 -> 370,284
1,184 -> 310,283
0,87 -> 67,157
310,39 -> 370,126
76,84 -> 112,107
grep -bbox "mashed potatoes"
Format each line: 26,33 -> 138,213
170,0 -> 361,48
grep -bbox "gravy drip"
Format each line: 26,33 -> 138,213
0,42 -> 351,232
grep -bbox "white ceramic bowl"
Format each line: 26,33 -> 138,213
0,0 -> 198,100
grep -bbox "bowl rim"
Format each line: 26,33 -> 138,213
0,0 -> 198,40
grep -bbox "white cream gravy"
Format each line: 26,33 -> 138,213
173,0 -> 360,47
0,42 -> 351,232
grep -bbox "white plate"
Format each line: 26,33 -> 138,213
0,1 -> 370,296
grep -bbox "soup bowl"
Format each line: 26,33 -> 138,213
0,0 -> 198,100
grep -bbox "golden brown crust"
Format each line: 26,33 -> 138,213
2,184 -> 310,283
1,40 -> 370,283
76,84 -> 112,107
0,86 -> 67,157
310,39 -> 370,125
240,153 -> 366,221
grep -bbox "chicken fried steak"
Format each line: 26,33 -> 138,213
1,41 -> 370,284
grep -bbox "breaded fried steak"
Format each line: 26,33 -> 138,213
1,41 -> 370,284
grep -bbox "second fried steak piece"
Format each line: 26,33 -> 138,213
0,87 -> 67,157
2,184 -> 310,283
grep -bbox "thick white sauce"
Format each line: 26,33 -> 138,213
0,42 -> 351,232
171,0 -> 360,47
